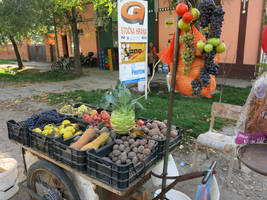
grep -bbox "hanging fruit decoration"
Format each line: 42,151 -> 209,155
160,0 -> 225,98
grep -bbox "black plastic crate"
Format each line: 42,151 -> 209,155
86,136 -> 158,190
137,118 -> 183,160
6,120 -> 30,146
53,133 -> 88,172
30,117 -> 89,156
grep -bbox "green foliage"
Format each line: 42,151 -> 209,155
48,86 -> 251,137
0,67 -> 77,82
102,80 -> 143,111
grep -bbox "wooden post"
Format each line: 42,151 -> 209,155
161,0 -> 182,196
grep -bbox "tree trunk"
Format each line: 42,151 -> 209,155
9,36 -> 24,69
71,7 -> 82,75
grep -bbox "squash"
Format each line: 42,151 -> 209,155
70,128 -> 96,150
80,132 -> 110,150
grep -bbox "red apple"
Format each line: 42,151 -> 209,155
176,2 -> 188,16
183,12 -> 194,23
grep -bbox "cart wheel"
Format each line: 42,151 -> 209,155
27,160 -> 80,200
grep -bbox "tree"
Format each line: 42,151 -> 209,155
37,0 -> 114,75
0,0 -> 41,69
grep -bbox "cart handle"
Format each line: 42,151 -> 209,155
202,161 -> 216,184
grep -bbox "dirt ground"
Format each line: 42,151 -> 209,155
0,98 -> 266,200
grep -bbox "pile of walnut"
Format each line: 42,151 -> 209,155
103,133 -> 156,165
135,120 -> 178,140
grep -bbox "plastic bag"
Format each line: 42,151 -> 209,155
151,154 -> 179,187
235,72 -> 267,145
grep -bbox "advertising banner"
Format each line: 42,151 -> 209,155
118,0 -> 148,87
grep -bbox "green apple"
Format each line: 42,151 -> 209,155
191,8 -> 200,21
208,38 -> 220,47
197,40 -> 206,51
204,44 -> 213,53
216,43 -> 226,53
178,19 -> 191,32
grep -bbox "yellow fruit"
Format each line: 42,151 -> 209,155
42,130 -> 49,135
62,120 -> 71,125
65,126 -> 75,134
74,130 -> 82,135
53,127 -> 59,133
33,128 -> 42,133
44,124 -> 53,130
63,131 -> 73,139
59,124 -> 65,130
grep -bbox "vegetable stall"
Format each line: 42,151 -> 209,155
5,0 -> 226,199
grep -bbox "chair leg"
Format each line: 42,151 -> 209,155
192,143 -> 199,169
238,158 -> 242,170
205,147 -> 210,159
227,151 -> 235,186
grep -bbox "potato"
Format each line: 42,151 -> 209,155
148,140 -> 155,146
146,122 -> 152,129
138,145 -> 145,153
112,156 -> 118,162
163,120 -> 168,125
132,147 -> 138,153
113,144 -> 119,150
129,139 -> 135,144
121,155 -> 127,163
140,139 -> 147,146
161,128 -> 167,135
154,120 -> 162,127
126,159 -> 132,164
138,154 -> 145,160
121,152 -> 127,157
147,143 -> 154,150
128,151 -> 137,159
151,122 -> 158,129
116,160 -> 122,165
121,136 -> 127,141
142,127 -> 150,133
149,128 -> 161,137
119,144 -> 125,151
130,133 -> 137,139
144,144 -> 149,148
115,139 -> 123,144
123,141 -> 129,147
113,150 -> 121,156
171,125 -> 176,130
152,135 -> 159,140
159,134 -> 165,139
125,147 -> 131,153
143,148 -> 151,155
131,141 -> 140,148
132,156 -> 139,165
170,130 -> 178,137
159,122 -> 167,130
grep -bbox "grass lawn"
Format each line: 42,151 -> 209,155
48,86 -> 251,138
0,66 -> 78,82
0,59 -> 17,65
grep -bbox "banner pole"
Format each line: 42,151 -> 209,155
161,0 -> 181,195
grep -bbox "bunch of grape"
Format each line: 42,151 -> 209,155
199,0 -> 215,28
180,33 -> 196,67
191,79 -> 202,96
200,68 -> 210,87
210,5 -> 225,38
25,110 -> 64,129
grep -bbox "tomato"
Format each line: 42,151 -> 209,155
176,2 -> 188,16
138,119 -> 145,127
182,12 -> 194,23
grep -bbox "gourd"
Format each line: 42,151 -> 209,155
70,128 -> 96,150
80,132 -> 110,150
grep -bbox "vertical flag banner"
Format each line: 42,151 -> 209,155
118,0 -> 148,85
